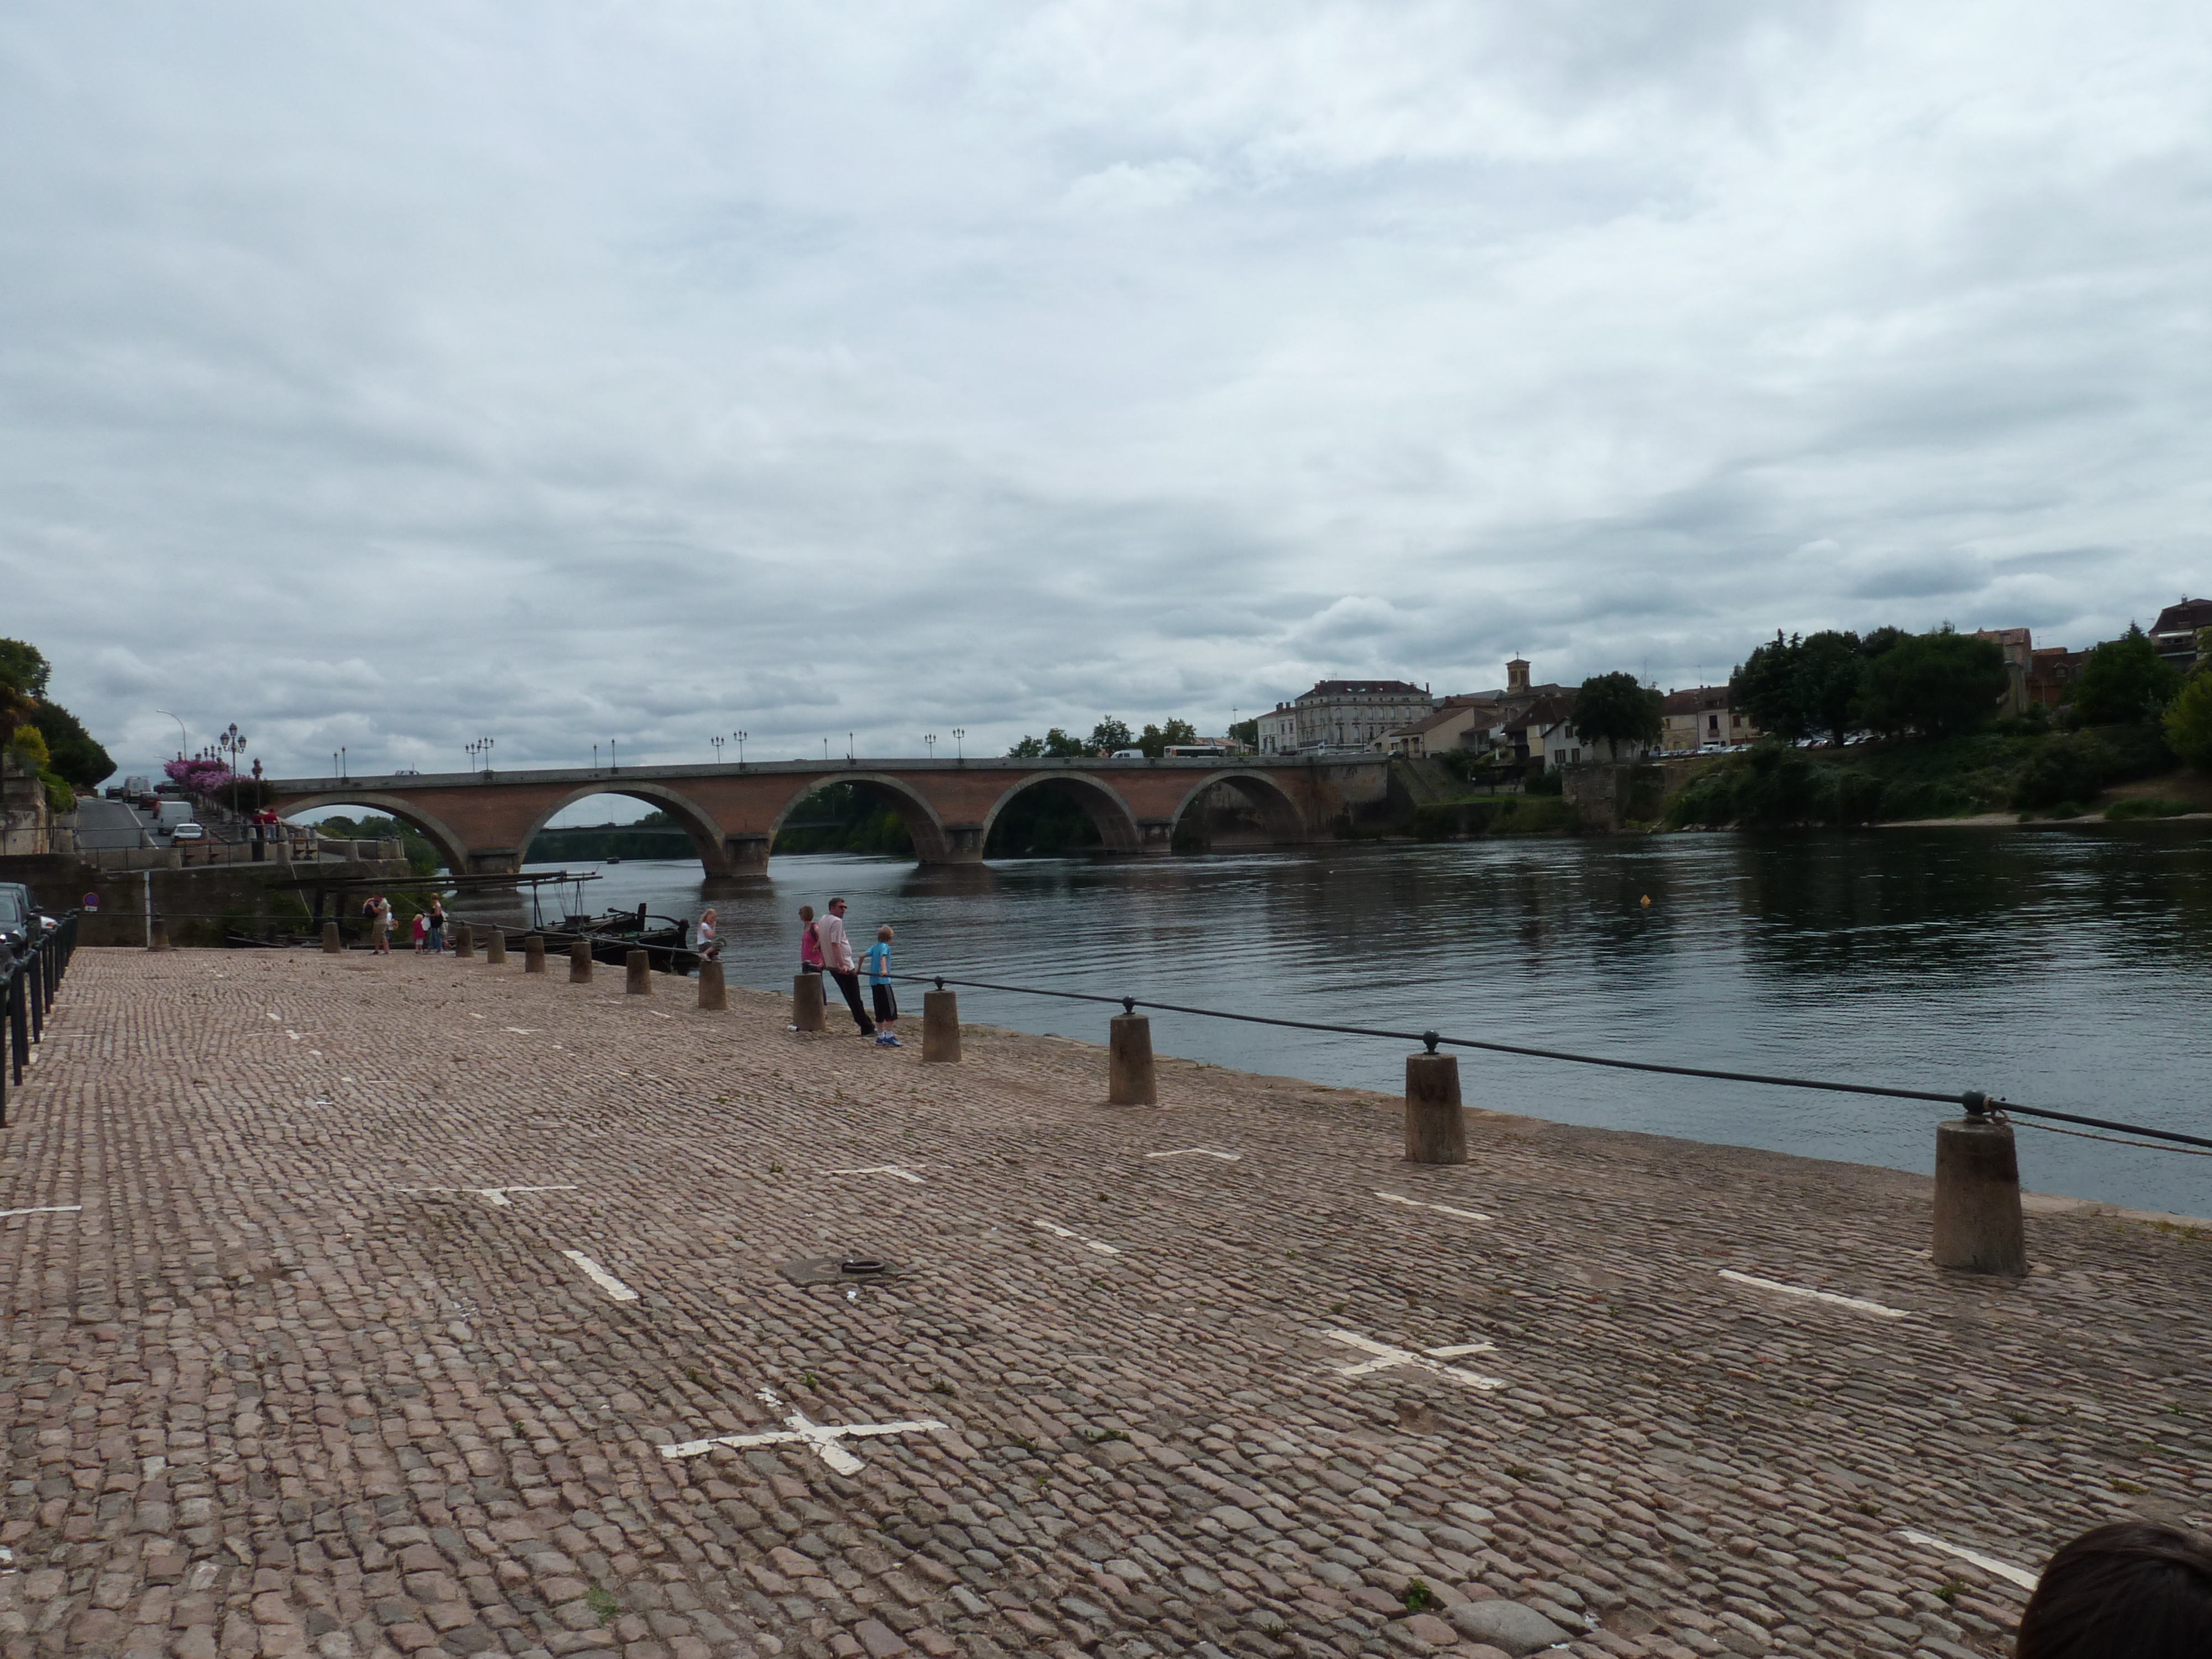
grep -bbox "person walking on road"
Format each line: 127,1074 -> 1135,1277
815,896 -> 875,1036
798,905 -> 823,976
862,924 -> 900,1047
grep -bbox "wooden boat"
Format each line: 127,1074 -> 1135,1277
559,905 -> 696,973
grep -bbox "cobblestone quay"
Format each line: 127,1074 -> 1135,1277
2,951 -> 2207,1659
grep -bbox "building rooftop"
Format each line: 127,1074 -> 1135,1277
1297,679 -> 1430,699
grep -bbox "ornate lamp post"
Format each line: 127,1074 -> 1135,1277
710,735 -> 725,764
734,730 -> 747,769
952,727 -> 965,761
924,732 -> 937,759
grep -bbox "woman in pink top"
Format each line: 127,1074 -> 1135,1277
798,904 -> 823,975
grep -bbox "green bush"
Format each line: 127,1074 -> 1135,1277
2011,733 -> 2113,808
2103,797 -> 2192,821
1524,769 -> 1563,796
2166,671 -> 2212,772
1410,796 -> 1572,838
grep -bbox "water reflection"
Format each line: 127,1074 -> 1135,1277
520,825 -> 2212,1218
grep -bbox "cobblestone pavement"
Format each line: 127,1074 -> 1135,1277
2,949 -> 2208,1659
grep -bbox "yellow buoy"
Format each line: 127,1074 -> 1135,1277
1640,894 -> 1651,907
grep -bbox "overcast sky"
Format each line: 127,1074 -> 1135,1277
6,1 -> 2210,790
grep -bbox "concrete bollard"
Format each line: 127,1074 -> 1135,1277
570,941 -> 592,984
524,933 -> 545,973
1109,1008 -> 1157,1105
320,920 -> 340,954
454,923 -> 474,959
697,959 -> 726,1010
1933,1097 -> 2026,1275
1404,1046 -> 1467,1165
484,927 -> 505,965
792,973 -> 826,1032
922,988 -> 961,1063
150,916 -> 173,953
625,949 -> 651,995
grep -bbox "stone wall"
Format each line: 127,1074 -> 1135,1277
0,853 -> 413,948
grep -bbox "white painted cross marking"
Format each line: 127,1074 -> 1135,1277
401,1185 -> 579,1208
0,1206 -> 82,1220
1719,1270 -> 1908,1319
825,1165 -> 926,1183
659,1389 -> 948,1475
1146,1148 -> 1240,1161
1324,1329 -> 1504,1390
1034,1218 -> 1120,1256
562,1250 -> 638,1301
1895,1530 -> 2038,1592
1376,1191 -> 1493,1222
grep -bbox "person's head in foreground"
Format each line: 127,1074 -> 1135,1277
2016,1521 -> 2212,1658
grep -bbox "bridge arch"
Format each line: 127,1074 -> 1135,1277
518,782 -> 733,874
276,793 -> 471,875
981,771 -> 1146,856
769,773 -> 956,864
1168,769 -> 1308,847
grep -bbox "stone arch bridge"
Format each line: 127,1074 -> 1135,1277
267,756 -> 1391,878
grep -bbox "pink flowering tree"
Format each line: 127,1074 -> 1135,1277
163,757 -> 234,801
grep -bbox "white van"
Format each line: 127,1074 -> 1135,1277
155,799 -> 197,832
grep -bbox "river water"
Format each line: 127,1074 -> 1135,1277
515,827 -> 2212,1218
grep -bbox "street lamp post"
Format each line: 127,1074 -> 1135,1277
734,731 -> 747,769
156,710 -> 187,759
952,727 -> 965,761
924,732 -> 937,759
847,732 -> 854,762
710,736 -> 725,765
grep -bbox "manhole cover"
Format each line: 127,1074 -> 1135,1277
780,1255 -> 909,1287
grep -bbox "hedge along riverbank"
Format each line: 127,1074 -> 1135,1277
1665,724 -> 2180,829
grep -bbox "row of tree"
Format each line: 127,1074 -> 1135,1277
1,639 -> 116,811
1006,716 -> 1202,759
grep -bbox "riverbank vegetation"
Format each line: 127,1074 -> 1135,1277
1,638 -> 116,811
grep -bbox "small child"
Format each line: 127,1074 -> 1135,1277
862,925 -> 899,1047
798,905 -> 822,975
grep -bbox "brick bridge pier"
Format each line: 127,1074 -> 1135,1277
265,756 -> 1391,878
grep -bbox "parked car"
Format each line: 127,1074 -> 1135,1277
169,821 -> 206,843
0,884 -> 36,956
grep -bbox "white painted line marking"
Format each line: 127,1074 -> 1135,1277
1324,1329 -> 1504,1390
562,1250 -> 638,1301
0,1206 -> 82,1220
1376,1191 -> 1493,1222
285,1031 -> 302,1042
1034,1218 -> 1120,1256
403,1185 -> 579,1208
825,1165 -> 926,1183
1720,1269 -> 1908,1319
469,1013 -> 484,1020
1146,1148 -> 1240,1161
1895,1530 -> 2038,1592
660,1389 -> 948,1475
504,1027 -> 535,1034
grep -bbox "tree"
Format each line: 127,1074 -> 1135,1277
29,701 -> 113,790
1570,673 -> 1662,757
1855,626 -> 2007,740
2166,671 -> 2212,772
1088,718 -> 1134,755
1135,718 -> 1199,758
1730,628 -> 1876,745
1042,728 -> 1089,758
2073,624 -> 2183,725
0,640 -> 50,699
1228,717 -> 1259,749
1006,735 -> 1045,758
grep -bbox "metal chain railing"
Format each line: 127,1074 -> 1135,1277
903,971 -> 2212,1156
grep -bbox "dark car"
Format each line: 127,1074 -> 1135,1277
0,884 -> 38,957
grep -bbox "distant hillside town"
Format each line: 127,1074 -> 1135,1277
1248,596 -> 2212,774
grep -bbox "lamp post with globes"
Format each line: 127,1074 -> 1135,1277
924,732 -> 937,760
734,731 -> 747,770
710,735 -> 725,765
952,727 -> 965,761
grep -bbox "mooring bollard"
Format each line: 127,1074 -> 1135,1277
697,959 -> 726,1010
524,932 -> 545,973
150,916 -> 174,953
454,923 -> 475,959
1933,1093 -> 2026,1275
1109,1002 -> 1157,1105
484,926 -> 505,965
792,972 -> 826,1032
569,941 -> 593,984
922,985 -> 961,1063
625,949 -> 651,995
320,920 -> 340,954
1404,1038 -> 1467,1165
